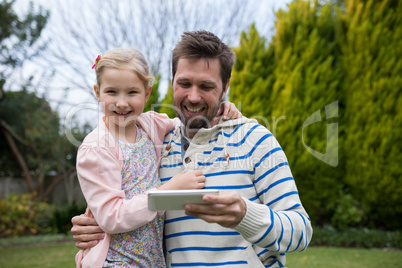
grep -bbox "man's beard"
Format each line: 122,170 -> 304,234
184,115 -> 211,130
174,93 -> 223,131
175,111 -> 217,131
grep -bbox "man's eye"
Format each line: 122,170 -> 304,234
179,83 -> 190,88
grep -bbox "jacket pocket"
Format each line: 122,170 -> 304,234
244,245 -> 265,268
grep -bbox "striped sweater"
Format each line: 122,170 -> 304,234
159,117 -> 312,268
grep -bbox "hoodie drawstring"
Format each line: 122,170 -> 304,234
162,124 -> 180,157
162,125 -> 230,170
221,129 -> 230,169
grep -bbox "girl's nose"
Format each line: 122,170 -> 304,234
116,96 -> 128,108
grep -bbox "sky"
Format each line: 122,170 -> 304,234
11,0 -> 292,129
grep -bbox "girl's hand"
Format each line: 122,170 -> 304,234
215,101 -> 242,121
159,170 -> 206,190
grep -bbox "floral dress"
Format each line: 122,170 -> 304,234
103,125 -> 165,268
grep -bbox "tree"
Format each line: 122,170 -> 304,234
231,1 -> 344,225
38,0 -> 282,103
341,0 -> 402,229
0,0 -> 49,95
158,82 -> 176,118
230,0 -> 402,229
0,1 -> 77,200
0,90 -> 78,199
230,23 -> 276,120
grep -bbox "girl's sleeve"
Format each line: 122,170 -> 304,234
139,112 -> 180,158
76,145 -> 158,234
141,111 -> 180,136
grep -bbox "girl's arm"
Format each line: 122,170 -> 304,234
77,145 -> 158,234
77,145 -> 207,234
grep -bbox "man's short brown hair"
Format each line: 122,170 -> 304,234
172,30 -> 236,89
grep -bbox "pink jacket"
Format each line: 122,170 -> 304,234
75,111 -> 179,268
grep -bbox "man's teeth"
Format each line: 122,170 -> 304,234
186,107 -> 203,113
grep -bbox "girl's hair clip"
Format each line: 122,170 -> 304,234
91,54 -> 102,69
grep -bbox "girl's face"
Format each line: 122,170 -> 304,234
94,67 -> 151,133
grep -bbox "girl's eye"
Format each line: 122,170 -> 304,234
106,90 -> 116,94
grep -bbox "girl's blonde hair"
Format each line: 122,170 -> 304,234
93,48 -> 153,89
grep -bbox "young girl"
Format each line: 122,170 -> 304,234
75,48 -> 240,267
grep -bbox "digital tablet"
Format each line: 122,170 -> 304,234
148,189 -> 220,211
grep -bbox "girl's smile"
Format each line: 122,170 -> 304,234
114,110 -> 133,116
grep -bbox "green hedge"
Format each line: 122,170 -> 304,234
52,202 -> 87,234
0,193 -> 87,238
311,226 -> 402,249
229,0 -> 402,230
0,193 -> 56,237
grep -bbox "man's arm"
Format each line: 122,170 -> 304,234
71,168 -> 207,250
71,215 -> 105,250
184,124 -> 312,252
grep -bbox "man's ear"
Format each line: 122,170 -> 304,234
94,84 -> 100,102
221,79 -> 230,101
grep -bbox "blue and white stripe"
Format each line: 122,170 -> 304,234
159,118 -> 312,267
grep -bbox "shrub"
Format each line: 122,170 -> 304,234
51,202 -> 87,234
311,225 -> 402,249
0,193 -> 56,237
330,190 -> 365,230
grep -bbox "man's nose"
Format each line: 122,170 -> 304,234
187,87 -> 202,103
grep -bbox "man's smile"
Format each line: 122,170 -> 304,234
184,105 -> 205,114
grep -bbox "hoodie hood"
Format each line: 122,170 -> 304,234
193,116 -> 258,140
162,116 -> 259,170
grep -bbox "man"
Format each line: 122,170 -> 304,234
72,30 -> 312,267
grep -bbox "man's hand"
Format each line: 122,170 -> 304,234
71,215 -> 105,250
184,190 -> 247,228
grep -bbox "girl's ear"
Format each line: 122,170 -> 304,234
94,84 -> 100,102
145,85 -> 152,103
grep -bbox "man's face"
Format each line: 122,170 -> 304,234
172,58 -> 228,137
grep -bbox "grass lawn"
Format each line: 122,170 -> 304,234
0,244 -> 400,267
286,246 -> 401,267
0,242 -> 77,268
